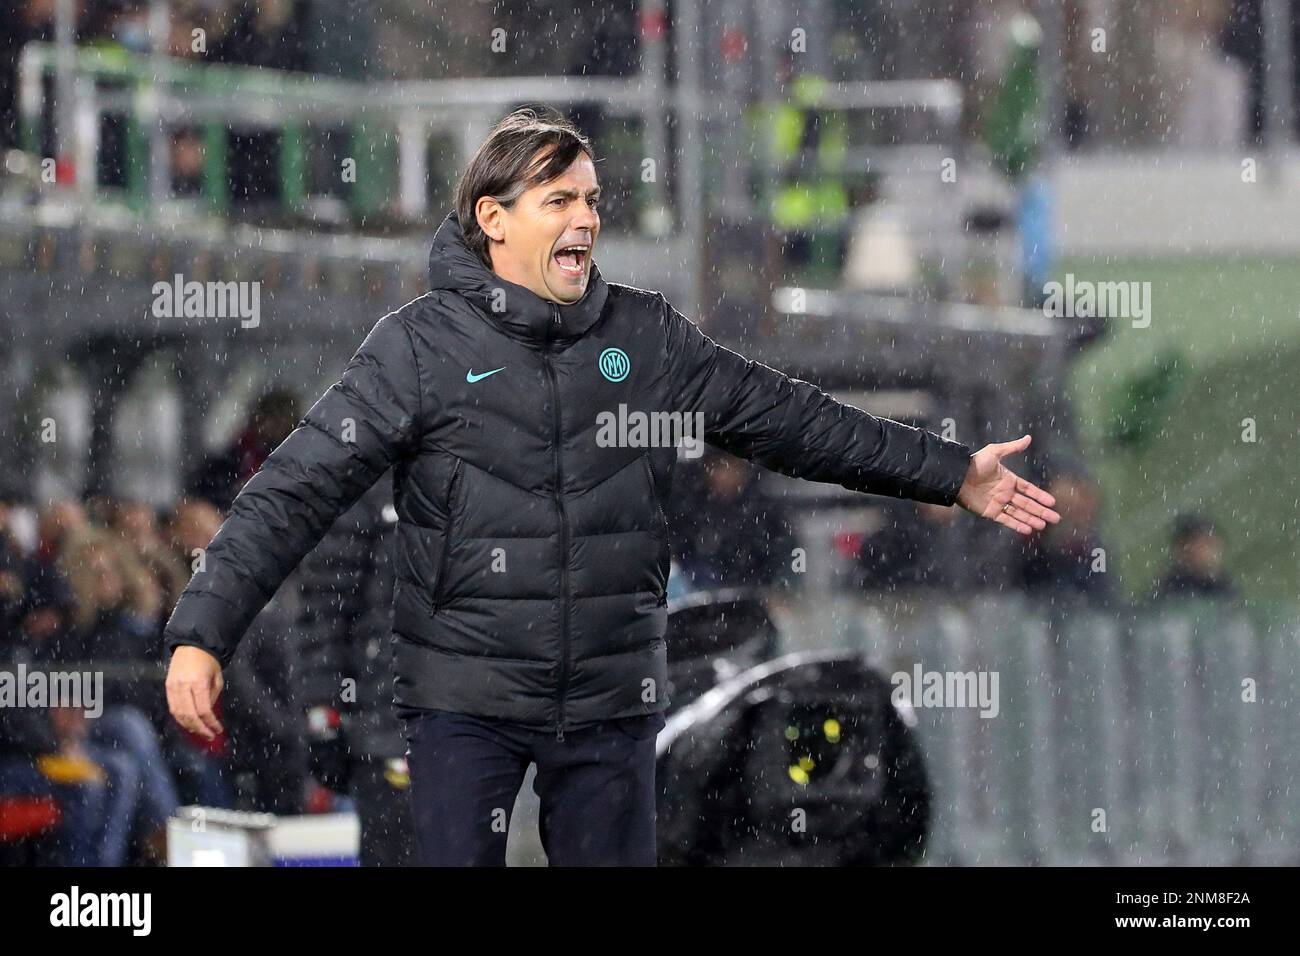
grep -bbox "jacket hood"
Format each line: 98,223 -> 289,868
428,210 -> 609,342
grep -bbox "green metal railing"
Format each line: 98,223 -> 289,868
18,41 -> 667,222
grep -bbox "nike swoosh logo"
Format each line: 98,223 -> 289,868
466,366 -> 506,383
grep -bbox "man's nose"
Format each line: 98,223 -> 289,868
570,206 -> 598,232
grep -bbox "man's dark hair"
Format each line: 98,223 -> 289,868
455,106 -> 595,269
1171,512 -> 1218,548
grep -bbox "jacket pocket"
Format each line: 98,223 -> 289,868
431,457 -> 464,613
641,453 -> 669,541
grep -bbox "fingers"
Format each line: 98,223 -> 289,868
991,434 -> 1032,458
164,674 -> 185,730
166,680 -> 209,740
193,680 -> 224,738
995,508 -> 1037,535
1011,491 -> 1061,525
1016,475 -> 1057,509
166,671 -> 223,740
1001,502 -> 1047,532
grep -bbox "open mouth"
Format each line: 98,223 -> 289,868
553,243 -> 590,277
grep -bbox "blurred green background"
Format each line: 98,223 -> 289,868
1062,255 -> 1300,605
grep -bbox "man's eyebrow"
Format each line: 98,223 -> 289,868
541,187 -> 602,200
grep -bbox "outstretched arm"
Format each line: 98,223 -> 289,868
664,297 -> 973,506
664,298 -> 1060,534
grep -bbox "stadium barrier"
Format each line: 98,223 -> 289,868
775,591 -> 1299,865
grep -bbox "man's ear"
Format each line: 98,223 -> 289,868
475,197 -> 505,244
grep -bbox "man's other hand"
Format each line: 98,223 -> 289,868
957,434 -> 1062,536
165,645 -> 225,740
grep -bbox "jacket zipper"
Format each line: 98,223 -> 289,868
544,303 -> 571,741
430,457 -> 463,613
642,453 -> 669,538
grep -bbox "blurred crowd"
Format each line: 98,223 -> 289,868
0,387 -> 315,866
0,379 -> 1242,865
1,0 -> 312,147
0,0 -> 325,210
4,0 -> 1294,178
669,447 -> 1238,607
1,0 -> 1293,298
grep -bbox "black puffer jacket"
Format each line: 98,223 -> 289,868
164,210 -> 973,740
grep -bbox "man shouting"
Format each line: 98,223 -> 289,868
164,106 -> 1060,866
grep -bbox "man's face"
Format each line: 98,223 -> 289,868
1178,533 -> 1223,576
477,149 -> 601,304
87,546 -> 123,607
173,500 -> 223,554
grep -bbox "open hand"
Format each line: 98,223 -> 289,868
165,645 -> 225,740
957,435 -> 1062,536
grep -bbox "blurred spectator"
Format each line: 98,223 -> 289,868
210,0 -> 307,71
564,0 -> 639,77
373,0 -> 603,80
165,0 -> 211,60
1150,513 -> 1239,601
209,0 -> 308,208
54,528 -> 179,861
170,128 -> 206,198
14,561 -> 75,664
1018,473 -> 1114,601
223,589 -> 308,816
79,0 -> 158,190
0,637 -> 141,866
166,496 -> 223,561
1,587 -> 144,868
9,492 -> 236,836
110,499 -> 189,631
21,500 -> 87,649
298,479 -> 413,864
856,500 -> 960,591
109,499 -> 156,552
60,529 -> 161,669
159,2 -> 211,199
668,450 -> 796,592
82,0 -> 151,53
186,388 -> 302,511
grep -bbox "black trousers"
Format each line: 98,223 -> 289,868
401,707 -> 664,866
